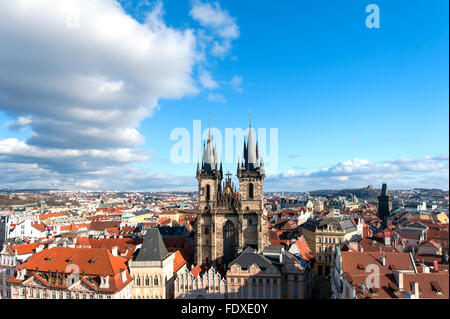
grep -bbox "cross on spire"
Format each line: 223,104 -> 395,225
249,110 -> 252,127
225,171 -> 232,179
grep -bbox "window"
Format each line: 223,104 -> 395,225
252,288 -> 256,298
154,276 -> 159,286
145,277 -> 149,286
273,288 -> 278,298
204,227 -> 210,235
258,279 -> 263,285
66,293 -> 70,299
252,278 -> 256,284
258,288 -> 263,298
294,286 -> 299,297
273,279 -> 277,285
243,287 -> 248,297
265,288 -> 270,298
206,185 -> 210,201
266,279 -> 270,284
249,183 -> 254,199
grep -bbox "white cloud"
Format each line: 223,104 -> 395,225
0,0 -> 198,150
199,70 -> 219,89
207,93 -> 227,103
230,75 -> 243,92
266,154 -> 449,191
190,1 -> 239,58
7,116 -> 32,131
0,0 -> 203,180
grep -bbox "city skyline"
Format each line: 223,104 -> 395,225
0,0 -> 448,191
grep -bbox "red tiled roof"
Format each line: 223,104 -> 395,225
190,265 -> 202,278
38,212 -> 69,220
173,250 -> 187,273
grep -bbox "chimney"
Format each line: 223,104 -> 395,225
433,260 -> 439,271
412,282 -> 419,299
393,270 -> 404,290
384,235 -> 391,247
111,246 -> 118,256
381,254 -> 386,267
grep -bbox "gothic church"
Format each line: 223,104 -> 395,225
195,119 -> 270,266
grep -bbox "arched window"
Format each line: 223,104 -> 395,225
145,276 -> 149,286
136,276 -> 141,286
206,185 -> 210,201
154,276 -> 159,286
204,227 -> 210,235
248,183 -> 254,199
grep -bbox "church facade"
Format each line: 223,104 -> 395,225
195,120 -> 270,266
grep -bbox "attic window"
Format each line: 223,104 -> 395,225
45,257 -> 53,262
66,258 -> 73,264
357,264 -> 365,270
430,281 -> 442,294
88,258 -> 97,264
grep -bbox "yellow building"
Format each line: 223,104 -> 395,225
133,210 -> 154,223
300,218 -> 359,276
433,211 -> 449,224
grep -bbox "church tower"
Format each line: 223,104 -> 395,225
195,115 -> 269,267
196,124 -> 222,212
237,118 -> 265,212
378,183 -> 392,226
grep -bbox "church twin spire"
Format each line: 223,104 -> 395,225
197,113 -> 264,179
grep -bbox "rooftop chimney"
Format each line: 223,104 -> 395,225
433,260 -> 439,271
412,281 -> 419,299
393,270 -> 404,290
111,246 -> 118,256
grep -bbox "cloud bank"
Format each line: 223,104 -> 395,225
266,154 -> 449,191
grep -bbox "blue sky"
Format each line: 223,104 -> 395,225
0,0 -> 448,191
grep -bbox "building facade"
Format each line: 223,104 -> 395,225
6,247 -> 133,299
195,120 -> 270,266
174,266 -> 227,299
129,228 -> 175,299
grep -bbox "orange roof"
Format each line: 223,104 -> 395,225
17,247 -> 128,276
11,242 -> 49,255
60,223 -> 90,231
295,236 -> 314,261
173,250 -> 187,273
75,237 -> 142,260
190,265 -> 202,278
38,212 -> 68,220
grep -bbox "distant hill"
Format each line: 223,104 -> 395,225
309,186 -> 380,199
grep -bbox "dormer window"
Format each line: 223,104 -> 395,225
88,258 -> 97,264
